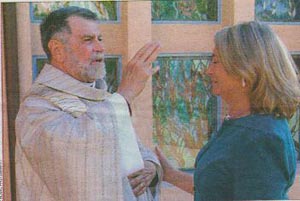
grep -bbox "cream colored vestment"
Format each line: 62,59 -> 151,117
15,64 -> 161,201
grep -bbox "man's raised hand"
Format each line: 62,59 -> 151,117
117,42 -> 161,104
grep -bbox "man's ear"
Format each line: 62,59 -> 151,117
48,39 -> 65,63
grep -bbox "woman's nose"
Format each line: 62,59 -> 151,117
205,64 -> 213,76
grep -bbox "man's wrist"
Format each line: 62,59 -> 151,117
125,98 -> 132,116
116,91 -> 133,116
117,88 -> 134,105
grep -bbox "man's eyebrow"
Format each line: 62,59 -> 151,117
80,34 -> 96,40
81,34 -> 102,38
81,34 -> 94,37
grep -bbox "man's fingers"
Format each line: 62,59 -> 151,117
144,174 -> 155,186
128,169 -> 143,179
128,174 -> 144,188
130,42 -> 152,62
128,173 -> 148,197
144,43 -> 160,64
131,42 -> 160,63
133,182 -> 147,197
139,42 -> 160,62
149,66 -> 160,75
132,42 -> 153,60
117,42 -> 161,103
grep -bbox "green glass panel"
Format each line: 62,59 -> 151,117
152,55 -> 218,169
33,56 -> 120,93
32,1 -> 118,21
152,0 -> 218,21
104,57 -> 119,93
255,0 -> 300,22
289,109 -> 299,155
36,58 -> 48,75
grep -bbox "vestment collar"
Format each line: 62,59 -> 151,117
35,64 -> 110,101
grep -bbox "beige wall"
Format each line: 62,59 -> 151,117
11,1 -> 300,200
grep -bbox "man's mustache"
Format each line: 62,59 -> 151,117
91,54 -> 105,62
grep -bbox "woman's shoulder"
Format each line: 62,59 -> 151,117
226,114 -> 289,135
223,114 -> 292,149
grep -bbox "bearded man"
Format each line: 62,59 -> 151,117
15,6 -> 161,201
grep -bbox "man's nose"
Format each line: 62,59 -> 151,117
93,41 -> 104,52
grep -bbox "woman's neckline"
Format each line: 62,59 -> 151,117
224,111 -> 251,121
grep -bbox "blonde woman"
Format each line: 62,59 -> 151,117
156,21 -> 300,200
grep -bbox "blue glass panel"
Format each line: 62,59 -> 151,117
31,1 -> 119,23
255,0 -> 300,22
152,0 -> 219,22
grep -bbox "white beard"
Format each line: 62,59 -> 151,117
93,62 -> 107,90
88,61 -> 106,80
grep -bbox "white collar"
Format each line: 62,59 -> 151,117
35,64 -> 110,101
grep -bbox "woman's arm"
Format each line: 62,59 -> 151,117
155,147 -> 194,194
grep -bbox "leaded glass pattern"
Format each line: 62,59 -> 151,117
32,55 -> 120,93
152,55 -> 219,169
152,0 -> 218,22
31,1 -> 118,22
104,57 -> 121,93
255,0 -> 300,22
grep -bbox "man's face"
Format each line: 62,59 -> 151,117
61,16 -> 105,83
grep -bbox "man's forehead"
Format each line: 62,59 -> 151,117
67,15 -> 99,24
67,16 -> 101,34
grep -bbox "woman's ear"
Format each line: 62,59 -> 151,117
242,78 -> 246,87
48,39 -> 65,63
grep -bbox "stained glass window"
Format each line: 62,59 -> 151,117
152,55 -> 220,169
293,54 -> 300,67
152,0 -> 219,22
31,1 -> 119,22
32,55 -> 48,80
104,56 -> 122,93
32,55 -> 121,93
255,0 -> 300,22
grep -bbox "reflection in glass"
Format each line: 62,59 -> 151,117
31,1 -> 118,22
152,0 -> 218,22
152,55 -> 219,169
255,0 -> 300,22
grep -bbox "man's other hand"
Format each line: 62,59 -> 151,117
127,161 -> 157,197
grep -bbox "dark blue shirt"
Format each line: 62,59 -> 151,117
194,114 -> 296,200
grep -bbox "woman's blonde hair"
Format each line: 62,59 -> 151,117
214,21 -> 300,118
